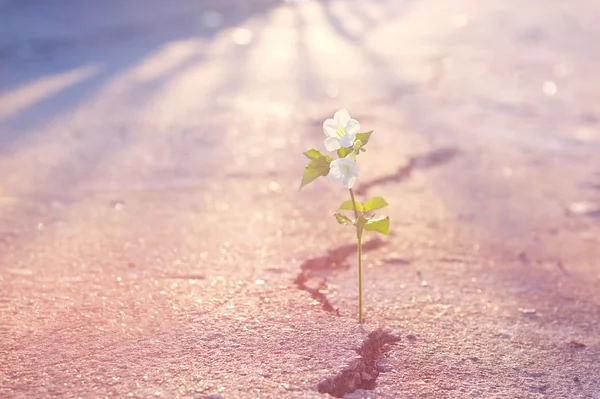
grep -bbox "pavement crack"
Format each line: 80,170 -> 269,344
355,147 -> 458,195
317,329 -> 400,398
293,271 -> 340,316
293,239 -> 386,316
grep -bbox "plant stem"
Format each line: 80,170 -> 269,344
349,188 -> 363,324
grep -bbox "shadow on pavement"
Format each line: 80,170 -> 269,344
0,0 -> 279,155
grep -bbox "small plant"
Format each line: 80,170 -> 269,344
299,109 -> 390,323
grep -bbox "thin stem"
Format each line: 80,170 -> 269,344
357,230 -> 363,324
349,189 -> 359,219
349,188 -> 363,324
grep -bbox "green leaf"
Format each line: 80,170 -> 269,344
303,149 -> 324,160
339,200 -> 363,212
299,155 -> 333,190
356,131 -> 373,147
334,213 -> 354,225
337,147 -> 352,158
364,216 -> 390,235
362,196 -> 389,212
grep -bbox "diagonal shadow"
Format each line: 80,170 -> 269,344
0,0 -> 279,158
320,0 -> 416,43
0,3 -> 269,249
316,0 -> 417,109
295,3 -> 327,105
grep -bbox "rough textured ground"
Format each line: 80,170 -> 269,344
1,0 -> 599,398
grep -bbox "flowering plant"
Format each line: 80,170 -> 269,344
299,109 -> 390,323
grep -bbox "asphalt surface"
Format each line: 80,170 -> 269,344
1,0 -> 600,398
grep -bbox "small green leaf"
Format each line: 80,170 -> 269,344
299,155 -> 333,190
362,196 -> 389,212
356,131 -> 373,147
304,149 -> 324,160
334,213 -> 354,225
355,215 -> 368,228
339,200 -> 363,212
364,216 -> 390,235
337,147 -> 352,158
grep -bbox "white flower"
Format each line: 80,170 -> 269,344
328,155 -> 359,189
323,109 -> 360,152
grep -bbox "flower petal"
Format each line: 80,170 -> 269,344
339,133 -> 356,148
324,137 -> 341,151
328,171 -> 343,183
323,119 -> 338,138
343,174 -> 358,189
328,158 -> 342,175
345,119 -> 360,136
333,109 -> 351,126
327,155 -> 359,188
328,161 -> 343,182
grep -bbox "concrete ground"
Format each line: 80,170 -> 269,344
1,0 -> 599,398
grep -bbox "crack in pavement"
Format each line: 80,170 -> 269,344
317,329 -> 400,397
355,147 -> 459,196
292,238 -> 397,396
293,239 -> 386,316
293,271 -> 341,316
